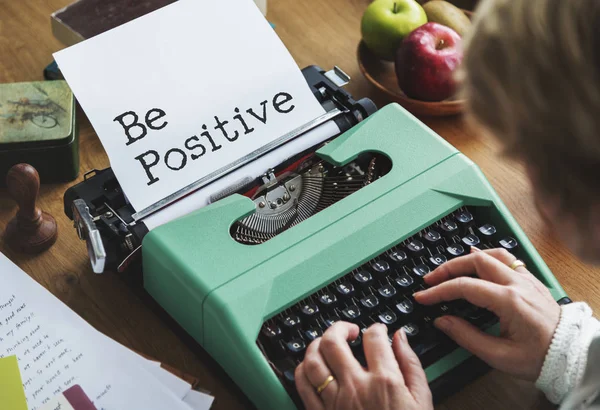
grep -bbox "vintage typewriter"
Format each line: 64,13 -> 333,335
64,66 -> 570,410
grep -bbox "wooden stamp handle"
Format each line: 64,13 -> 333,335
6,163 -> 42,225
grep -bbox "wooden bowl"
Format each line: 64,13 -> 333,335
357,11 -> 473,117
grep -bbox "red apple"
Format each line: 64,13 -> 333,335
395,22 -> 463,102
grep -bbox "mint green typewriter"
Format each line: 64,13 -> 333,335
141,103 -> 569,410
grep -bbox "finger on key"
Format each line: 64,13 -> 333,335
414,276 -> 505,314
318,322 -> 363,382
423,251 -> 514,286
363,324 -> 403,378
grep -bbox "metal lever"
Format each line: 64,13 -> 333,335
72,199 -> 107,274
324,66 -> 351,87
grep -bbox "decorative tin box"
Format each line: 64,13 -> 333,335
0,81 -> 78,184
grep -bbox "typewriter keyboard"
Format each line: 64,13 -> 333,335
257,206 -> 520,399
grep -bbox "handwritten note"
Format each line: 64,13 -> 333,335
0,355 -> 28,410
54,0 -> 325,212
0,253 -> 207,410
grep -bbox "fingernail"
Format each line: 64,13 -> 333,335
413,291 -> 423,298
399,328 -> 407,343
471,246 -> 481,253
434,316 -> 452,331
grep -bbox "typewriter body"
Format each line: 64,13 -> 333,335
65,68 -> 570,410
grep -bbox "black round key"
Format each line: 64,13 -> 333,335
478,224 -> 497,236
318,291 -> 337,306
429,253 -> 447,266
499,237 -> 518,250
446,243 -> 465,257
440,220 -> 458,236
456,210 -> 473,224
395,299 -> 414,315
395,274 -> 414,288
413,264 -> 430,277
283,368 -> 296,383
462,234 -> 481,247
401,323 -> 419,337
305,327 -> 323,341
378,310 -> 397,325
353,270 -> 372,285
300,303 -> 319,317
335,282 -> 354,297
286,338 -> 306,354
360,294 -> 379,309
423,230 -> 441,243
389,249 -> 408,264
323,316 -> 339,328
370,260 -> 390,273
282,315 -> 301,329
378,284 -> 397,298
262,323 -> 282,339
406,239 -> 425,254
348,334 -> 362,348
341,305 -> 362,321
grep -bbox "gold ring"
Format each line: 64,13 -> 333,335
509,260 -> 526,270
316,375 -> 335,395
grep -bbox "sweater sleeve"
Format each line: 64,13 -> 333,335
535,302 -> 600,404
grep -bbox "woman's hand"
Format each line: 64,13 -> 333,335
295,322 -> 433,410
414,248 -> 560,381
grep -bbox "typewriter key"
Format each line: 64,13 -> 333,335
370,260 -> 390,273
378,310 -> 397,325
378,284 -> 397,298
318,291 -> 337,307
341,305 -> 362,321
353,270 -> 373,285
446,243 -> 466,258
389,249 -> 408,264
286,339 -> 306,354
413,264 -> 431,277
395,299 -> 414,315
395,274 -> 414,288
423,230 -> 442,243
462,234 -> 481,248
499,237 -> 518,251
430,254 -> 447,266
440,220 -> 459,236
402,323 -> 419,337
304,328 -> 323,341
360,295 -> 380,309
300,303 -> 319,317
456,210 -> 474,225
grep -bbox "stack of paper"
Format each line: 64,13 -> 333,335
0,252 -> 213,410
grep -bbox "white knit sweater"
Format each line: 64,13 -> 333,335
536,302 -> 600,409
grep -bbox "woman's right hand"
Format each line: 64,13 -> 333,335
414,248 -> 561,382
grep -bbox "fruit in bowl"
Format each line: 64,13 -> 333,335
422,1 -> 471,37
395,22 -> 463,102
361,0 -> 428,61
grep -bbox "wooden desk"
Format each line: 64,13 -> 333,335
1,1 -> 599,409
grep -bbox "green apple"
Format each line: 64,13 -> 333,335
361,0 -> 428,60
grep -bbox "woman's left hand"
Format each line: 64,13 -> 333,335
294,321 -> 434,410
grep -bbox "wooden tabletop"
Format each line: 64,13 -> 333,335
2,0 -> 599,409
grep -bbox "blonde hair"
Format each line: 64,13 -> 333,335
460,0 -> 600,210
